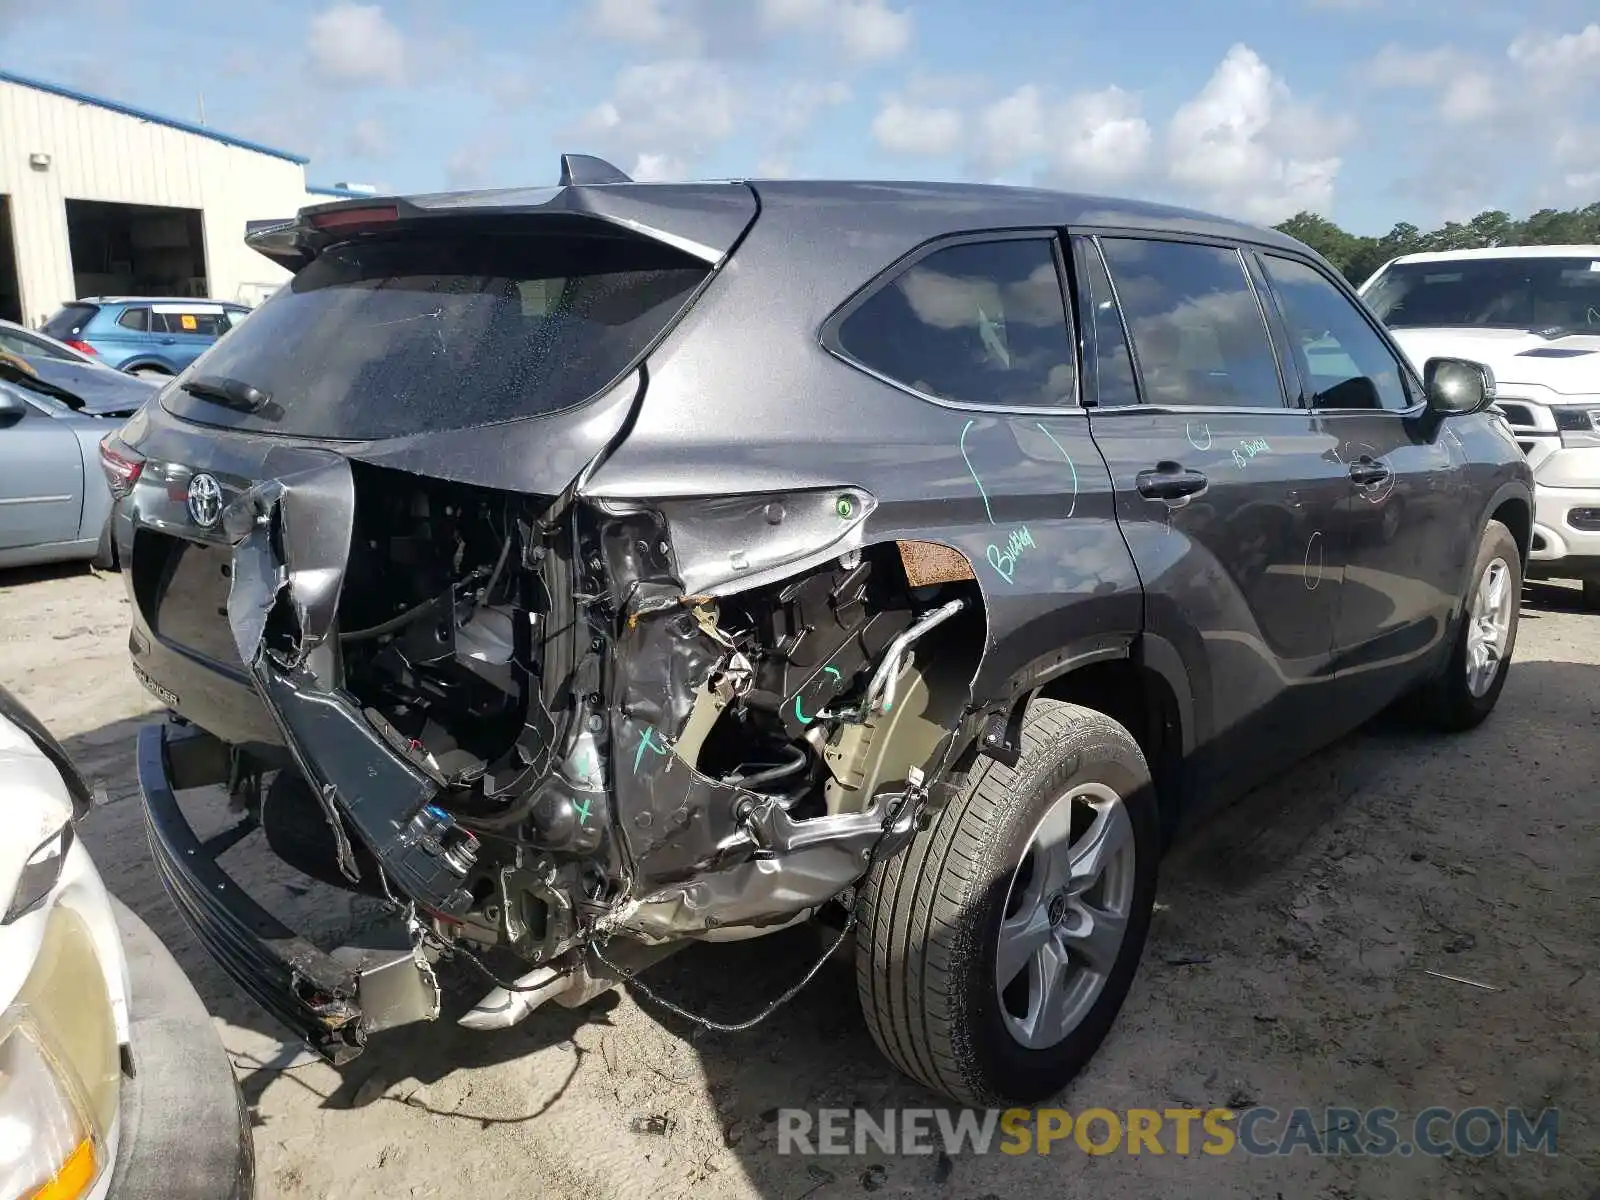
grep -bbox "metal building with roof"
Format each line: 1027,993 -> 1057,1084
0,71 -> 364,326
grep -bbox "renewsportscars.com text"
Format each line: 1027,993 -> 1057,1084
777,1106 -> 1560,1158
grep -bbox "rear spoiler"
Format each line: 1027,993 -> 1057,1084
245,153 -> 757,273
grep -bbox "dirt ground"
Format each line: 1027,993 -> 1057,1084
2,562 -> 1596,1200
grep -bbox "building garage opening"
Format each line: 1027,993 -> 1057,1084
64,199 -> 207,300
0,197 -> 20,324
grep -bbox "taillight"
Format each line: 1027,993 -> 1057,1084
307,204 -> 399,233
99,437 -> 143,498
65,339 -> 97,356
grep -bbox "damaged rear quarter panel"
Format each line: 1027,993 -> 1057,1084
583,182 -> 1144,711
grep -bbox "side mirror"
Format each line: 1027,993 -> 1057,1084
1424,356 -> 1495,416
0,388 -> 27,425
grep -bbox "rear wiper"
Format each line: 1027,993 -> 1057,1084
0,354 -> 86,410
180,374 -> 272,413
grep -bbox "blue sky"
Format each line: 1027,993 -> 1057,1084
3,0 -> 1597,233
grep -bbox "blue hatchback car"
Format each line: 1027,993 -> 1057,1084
40,297 -> 251,378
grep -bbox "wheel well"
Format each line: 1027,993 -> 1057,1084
1034,658 -> 1185,845
1491,498 -> 1530,567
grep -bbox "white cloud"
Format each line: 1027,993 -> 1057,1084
759,0 -> 912,61
1363,44 -> 1494,123
871,98 -> 964,156
307,3 -> 405,87
581,59 -> 737,172
1166,44 -> 1349,222
1507,23 -> 1600,82
1056,87 -> 1152,184
1365,22 -> 1600,212
973,84 -> 1152,185
588,0 -> 677,41
630,152 -> 690,181
836,0 -> 912,60
346,117 -> 387,158
975,85 -> 1048,172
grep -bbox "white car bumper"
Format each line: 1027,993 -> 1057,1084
1529,481 -> 1600,577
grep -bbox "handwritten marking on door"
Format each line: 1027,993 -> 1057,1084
1303,531 -> 1324,591
986,526 -> 1036,585
959,420 -> 997,525
1186,421 -> 1213,451
1232,437 -> 1271,470
961,420 -> 1076,585
1035,422 -> 1079,519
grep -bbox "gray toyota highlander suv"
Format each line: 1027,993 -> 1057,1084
106,155 -> 1532,1105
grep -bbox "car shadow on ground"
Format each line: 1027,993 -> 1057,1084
61,635 -> 1600,1198
1521,578 -> 1593,615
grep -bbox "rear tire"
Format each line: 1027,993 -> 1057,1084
130,366 -> 170,379
1410,519 -> 1521,731
855,699 -> 1159,1105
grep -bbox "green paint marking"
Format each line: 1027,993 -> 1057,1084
634,726 -> 667,773
960,419 -> 997,525
836,494 -> 855,519
1036,422 -> 1079,518
824,665 -> 842,682
793,695 -> 814,725
574,797 -> 593,824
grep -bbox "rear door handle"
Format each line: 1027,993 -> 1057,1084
1348,457 -> 1391,486
1136,462 -> 1209,501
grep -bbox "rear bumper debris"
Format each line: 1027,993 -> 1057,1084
138,721 -> 441,1062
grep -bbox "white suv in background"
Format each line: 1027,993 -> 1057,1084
1361,245 -> 1600,609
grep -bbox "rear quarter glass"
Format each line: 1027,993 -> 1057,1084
160,231 -> 712,439
42,304 -> 99,340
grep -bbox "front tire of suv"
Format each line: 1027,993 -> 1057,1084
855,699 -> 1159,1105
1410,519 -> 1521,731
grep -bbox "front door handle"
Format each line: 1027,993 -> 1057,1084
1348,456 -> 1391,486
1136,462 -> 1209,501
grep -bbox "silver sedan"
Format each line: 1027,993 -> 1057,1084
0,369 -> 128,570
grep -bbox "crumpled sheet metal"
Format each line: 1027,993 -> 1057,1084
609,608 -> 758,885
222,454 -> 355,675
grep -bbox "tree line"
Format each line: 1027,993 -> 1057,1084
1274,203 -> 1600,286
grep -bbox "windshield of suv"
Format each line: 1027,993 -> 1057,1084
1363,256 -> 1600,332
160,229 -> 710,439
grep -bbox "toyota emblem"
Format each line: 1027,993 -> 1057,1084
187,472 -> 224,528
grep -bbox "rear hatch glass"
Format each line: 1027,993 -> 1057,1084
160,230 -> 711,439
42,303 -> 99,340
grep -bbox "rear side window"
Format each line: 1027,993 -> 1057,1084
117,308 -> 149,331
42,304 -> 98,340
161,231 -> 710,438
834,237 -> 1078,408
1098,239 -> 1286,409
152,309 -> 230,336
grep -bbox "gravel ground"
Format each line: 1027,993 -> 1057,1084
2,563 -> 1596,1200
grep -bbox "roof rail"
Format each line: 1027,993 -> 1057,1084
559,153 -> 633,187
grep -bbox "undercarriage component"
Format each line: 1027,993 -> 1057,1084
457,938 -> 679,1030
